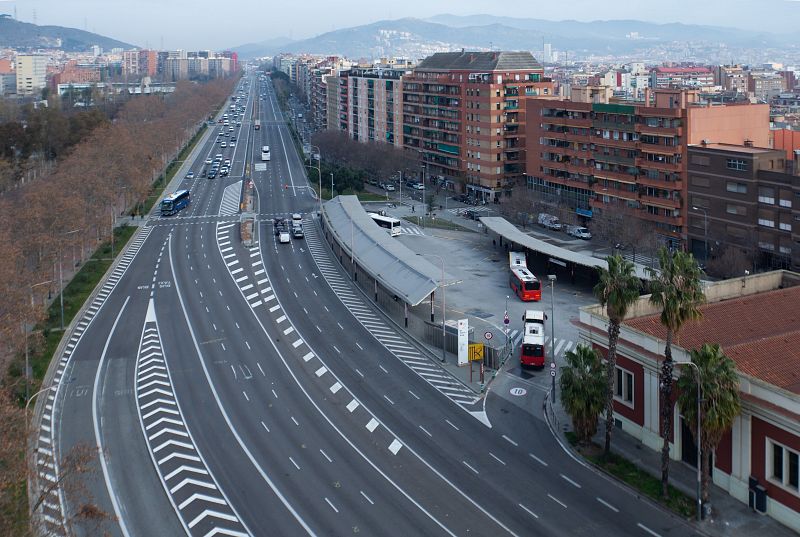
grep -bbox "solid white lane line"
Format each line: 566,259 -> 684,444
637,523 -> 661,537
560,474 -> 581,488
596,497 -> 619,513
547,493 -> 567,509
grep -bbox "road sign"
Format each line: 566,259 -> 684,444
484,331 -> 493,341
510,387 -> 527,397
468,343 -> 484,362
503,312 -> 510,325
550,370 -> 556,377
550,362 -> 556,369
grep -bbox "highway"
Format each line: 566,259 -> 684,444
39,72 -> 701,537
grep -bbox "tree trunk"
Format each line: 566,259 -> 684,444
701,446 -> 712,508
604,320 -> 620,456
660,330 -> 675,499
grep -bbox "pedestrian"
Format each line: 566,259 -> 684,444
412,205 -> 415,213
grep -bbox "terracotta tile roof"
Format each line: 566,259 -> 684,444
625,286 -> 800,394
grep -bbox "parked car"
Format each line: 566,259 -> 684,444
385,184 -> 396,192
570,226 -> 592,240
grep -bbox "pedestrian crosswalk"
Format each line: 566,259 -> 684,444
218,180 -> 242,216
447,206 -> 492,216
505,329 -> 576,358
397,225 -> 424,236
304,219 -> 479,407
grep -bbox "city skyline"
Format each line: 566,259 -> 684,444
0,0 -> 799,52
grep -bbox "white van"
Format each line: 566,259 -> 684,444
537,213 -> 561,231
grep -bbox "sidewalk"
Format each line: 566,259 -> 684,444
546,395 -> 796,537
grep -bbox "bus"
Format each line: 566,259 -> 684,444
509,251 -> 541,301
254,119 -> 261,130
161,189 -> 191,216
261,145 -> 271,161
520,310 -> 546,368
368,212 -> 401,237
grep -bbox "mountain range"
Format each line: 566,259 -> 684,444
0,15 -> 135,52
232,14 -> 796,61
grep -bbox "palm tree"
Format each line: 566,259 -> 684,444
594,254 -> 641,457
676,344 -> 741,511
560,344 -> 607,445
646,247 -> 705,499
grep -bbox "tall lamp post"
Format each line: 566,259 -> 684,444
25,384 -> 58,431
691,205 -> 709,264
548,274 -> 557,400
307,144 -> 322,212
675,360 -> 703,522
418,253 -> 446,363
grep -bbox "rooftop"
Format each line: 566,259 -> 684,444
626,284 -> 800,394
416,51 -> 541,73
690,142 -> 781,155
653,67 -> 712,74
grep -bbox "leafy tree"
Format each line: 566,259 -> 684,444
560,344 -> 607,444
594,254 -> 641,456
646,247 -> 705,498
676,344 -> 740,510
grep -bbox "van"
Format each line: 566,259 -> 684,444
537,213 -> 561,231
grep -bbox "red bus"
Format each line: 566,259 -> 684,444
509,267 -> 541,301
520,310 -> 546,368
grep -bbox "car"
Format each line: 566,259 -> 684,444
413,183 -> 425,190
215,154 -> 223,161
224,159 -> 231,166
385,184 -> 396,191
538,213 -> 562,231
279,231 -> 291,243
186,171 -> 195,179
207,170 -> 217,179
292,226 -> 304,239
236,121 -> 242,126
221,142 -> 227,148
220,167 -> 229,176
570,226 -> 592,240
229,142 -> 236,147
205,158 -> 213,165
230,137 -> 237,142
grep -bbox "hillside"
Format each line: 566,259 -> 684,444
0,15 -> 135,51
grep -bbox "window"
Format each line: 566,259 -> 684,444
726,158 -> 748,171
614,367 -> 634,405
769,440 -> 800,494
726,204 -> 747,216
727,182 -> 747,194
690,154 -> 710,166
780,222 -> 792,232
691,175 -> 710,187
759,187 -> 775,204
758,218 -> 775,228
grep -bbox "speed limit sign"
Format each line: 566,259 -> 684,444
484,331 -> 493,341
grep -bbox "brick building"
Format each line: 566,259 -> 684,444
525,88 -> 769,247
650,66 -> 714,89
402,51 -> 554,201
687,142 -> 798,271
578,270 -> 800,534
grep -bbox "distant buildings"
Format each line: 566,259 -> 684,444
650,66 -> 714,89
15,54 -> 47,95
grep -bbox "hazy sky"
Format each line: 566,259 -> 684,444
1,0 -> 798,51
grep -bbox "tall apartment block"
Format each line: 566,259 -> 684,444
687,143 -> 799,270
526,88 -> 769,247
402,51 -> 553,201
15,54 -> 47,96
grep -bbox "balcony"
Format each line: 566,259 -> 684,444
592,120 -> 636,132
639,210 -> 683,227
592,137 -> 637,150
638,143 -> 682,156
561,146 -> 593,159
639,194 -> 681,210
636,174 -> 683,191
592,168 -> 638,184
635,158 -> 682,173
542,116 -> 592,128
635,123 -> 683,137
592,152 -> 636,166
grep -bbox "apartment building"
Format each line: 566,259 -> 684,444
15,54 -> 47,96
749,72 -> 786,101
687,142 -> 798,270
526,87 -> 769,247
341,67 -> 406,146
650,66 -> 714,89
402,51 -> 553,201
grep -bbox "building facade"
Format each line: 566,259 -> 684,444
687,142 -> 798,270
15,54 -> 47,96
343,67 -> 406,146
402,51 -> 553,201
650,67 -> 714,89
525,88 -> 769,247
578,271 -> 800,534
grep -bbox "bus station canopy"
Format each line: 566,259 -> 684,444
322,196 -> 457,306
478,216 -> 652,280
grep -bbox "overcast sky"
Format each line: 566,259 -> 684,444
1,0 -> 798,51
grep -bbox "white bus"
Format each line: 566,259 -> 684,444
368,212 -> 401,237
261,145 -> 271,161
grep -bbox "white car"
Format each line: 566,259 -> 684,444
205,158 -> 213,165
570,226 -> 592,240
221,142 -> 227,148
279,231 -> 291,244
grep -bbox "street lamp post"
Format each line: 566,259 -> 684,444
307,144 -> 322,212
548,274 -> 557,401
418,253 -> 446,363
398,170 -> 403,205
25,384 -> 58,431
330,172 -> 334,199
675,360 -> 703,522
691,206 -> 709,264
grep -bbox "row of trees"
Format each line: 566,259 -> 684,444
561,248 -> 741,512
0,77 -> 235,534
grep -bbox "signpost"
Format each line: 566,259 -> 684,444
457,319 -> 469,366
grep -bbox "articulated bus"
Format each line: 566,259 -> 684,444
508,251 -> 541,301
261,145 -> 271,161
160,189 -> 191,216
368,212 -> 401,237
520,310 -> 546,368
